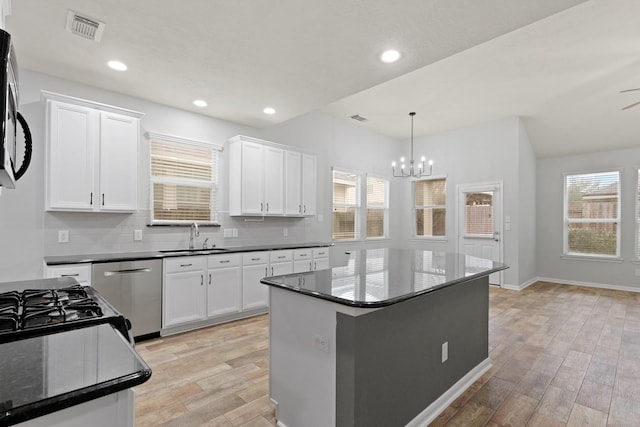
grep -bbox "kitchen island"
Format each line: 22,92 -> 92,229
261,248 -> 507,427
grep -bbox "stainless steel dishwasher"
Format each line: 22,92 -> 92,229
92,259 -> 162,341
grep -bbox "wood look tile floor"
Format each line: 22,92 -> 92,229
134,282 -> 640,426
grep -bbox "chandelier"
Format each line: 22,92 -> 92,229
392,112 -> 433,178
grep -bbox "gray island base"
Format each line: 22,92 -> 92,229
262,248 -> 507,427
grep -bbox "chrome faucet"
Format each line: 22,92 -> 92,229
189,222 -> 199,249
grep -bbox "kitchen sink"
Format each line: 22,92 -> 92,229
159,248 -> 228,256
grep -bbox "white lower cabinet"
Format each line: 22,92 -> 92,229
207,254 -> 242,318
242,252 -> 270,310
293,248 -> 330,272
162,257 -> 207,328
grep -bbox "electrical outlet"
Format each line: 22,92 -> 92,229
442,341 -> 448,363
232,228 -> 238,238
314,334 -> 330,353
283,228 -> 288,237
58,230 -> 69,243
133,229 -> 143,241
223,228 -> 233,238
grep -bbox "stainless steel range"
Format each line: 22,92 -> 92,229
0,278 -> 131,344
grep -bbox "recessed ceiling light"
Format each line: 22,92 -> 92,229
380,50 -> 401,63
263,107 -> 276,115
107,60 -> 127,71
193,99 -> 208,107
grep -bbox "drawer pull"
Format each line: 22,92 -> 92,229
220,260 -> 231,264
251,257 -> 261,261
277,256 -> 286,259
61,273 -> 79,277
180,263 -> 193,267
299,254 -> 308,257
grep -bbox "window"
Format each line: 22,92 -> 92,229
366,176 -> 388,239
414,178 -> 446,237
564,171 -> 620,257
332,169 -> 360,240
149,133 -> 221,224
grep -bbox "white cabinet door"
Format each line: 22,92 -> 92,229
270,261 -> 293,277
163,270 -> 206,327
293,259 -> 312,273
242,263 -> 269,310
301,154 -> 316,216
207,266 -> 242,318
313,257 -> 330,271
284,151 -> 302,215
241,141 -> 265,215
264,146 -> 284,215
46,100 -> 98,210
99,112 -> 139,211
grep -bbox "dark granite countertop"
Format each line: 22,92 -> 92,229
0,323 -> 151,426
261,248 -> 508,308
44,242 -> 332,265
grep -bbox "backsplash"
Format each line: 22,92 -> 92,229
43,210 -> 325,256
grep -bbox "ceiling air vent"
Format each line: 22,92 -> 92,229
350,114 -> 368,122
66,10 -> 106,42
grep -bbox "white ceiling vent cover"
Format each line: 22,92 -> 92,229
66,11 -> 106,42
350,114 -> 368,122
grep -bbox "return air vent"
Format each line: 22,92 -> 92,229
350,114 -> 368,122
66,10 -> 106,42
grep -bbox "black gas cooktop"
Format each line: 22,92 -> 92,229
0,283 -> 130,344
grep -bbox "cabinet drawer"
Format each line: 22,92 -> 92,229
242,252 -> 269,265
270,250 -> 293,263
312,247 -> 329,258
208,253 -> 241,268
45,263 -> 91,285
294,249 -> 312,260
164,256 -> 206,273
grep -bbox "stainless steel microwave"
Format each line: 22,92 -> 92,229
0,29 -> 21,188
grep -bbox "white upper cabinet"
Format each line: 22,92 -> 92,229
229,135 -> 315,217
284,151 -> 302,215
43,92 -> 143,212
301,153 -> 316,216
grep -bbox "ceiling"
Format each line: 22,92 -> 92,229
6,0 -> 640,158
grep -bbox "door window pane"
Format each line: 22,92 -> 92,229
465,192 -> 493,236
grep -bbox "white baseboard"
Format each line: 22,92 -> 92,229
405,358 -> 492,427
501,277 -> 537,291
536,276 -> 640,293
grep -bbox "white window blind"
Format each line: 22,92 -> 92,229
465,192 -> 494,236
149,135 -> 220,224
414,178 -> 446,237
366,176 -> 388,239
332,169 -> 360,240
564,171 -> 620,257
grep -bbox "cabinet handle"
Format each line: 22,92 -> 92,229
90,192 -> 93,205
271,267 -> 274,275
265,267 -> 268,276
303,205 -> 306,213
61,273 -> 79,277
299,205 -> 302,214
299,254 -> 307,257
201,274 -> 203,286
220,260 -> 230,264
251,257 -> 260,261
102,193 -> 105,206
261,202 -> 264,212
314,261 -> 317,270
180,263 -> 193,267
266,202 -> 269,212
277,256 -> 286,259
209,273 -> 212,285
309,261 -> 312,271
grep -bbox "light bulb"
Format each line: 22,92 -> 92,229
400,157 -> 405,163
391,161 -> 396,167
401,164 -> 405,169
428,159 -> 434,166
421,156 -> 426,162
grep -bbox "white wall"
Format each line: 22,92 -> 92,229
0,70 -> 399,281
517,121 -> 537,285
536,146 -> 640,290
393,116 -> 537,288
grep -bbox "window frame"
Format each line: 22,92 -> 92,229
365,173 -> 389,240
413,175 -> 447,240
332,167 -> 362,242
147,132 -> 222,225
562,169 -> 622,260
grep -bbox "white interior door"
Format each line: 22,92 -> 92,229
457,182 -> 503,285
